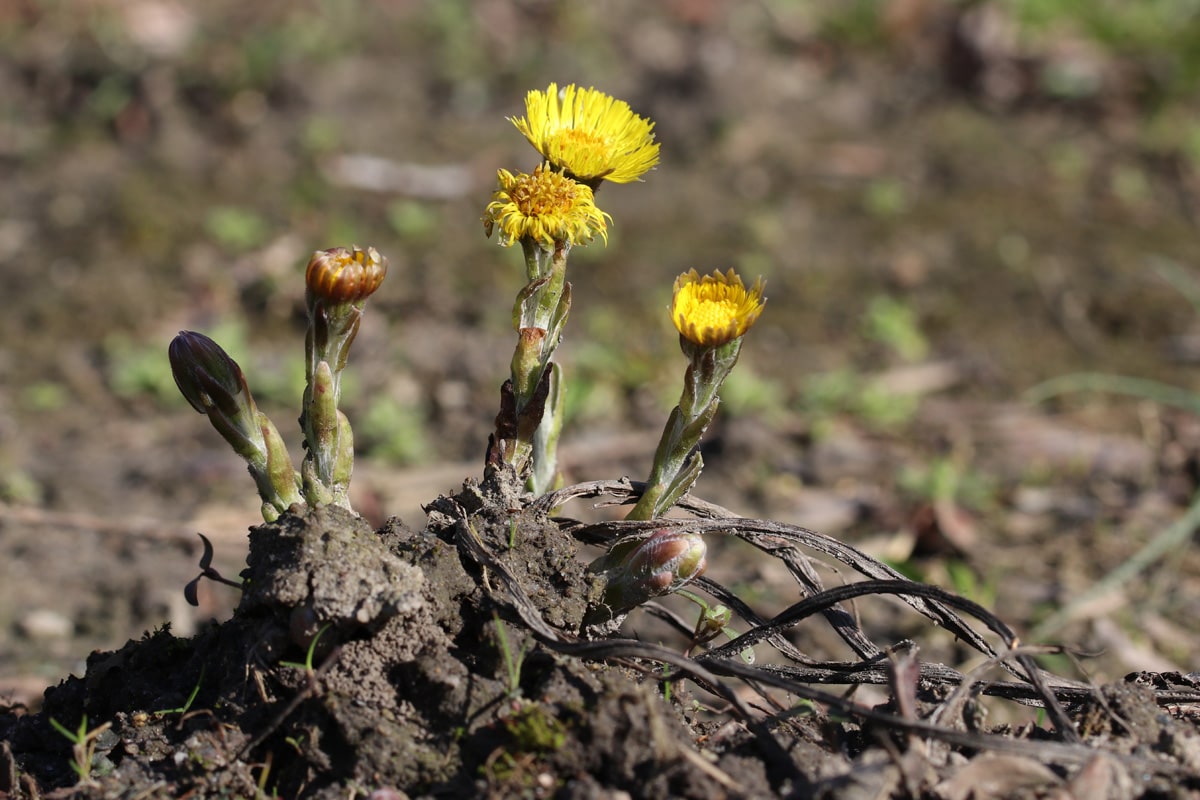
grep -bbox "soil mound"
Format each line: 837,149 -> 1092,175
3,472 -> 1200,799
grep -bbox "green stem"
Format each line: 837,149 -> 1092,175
628,337 -> 742,520
501,242 -> 573,477
529,363 -> 564,494
301,293 -> 363,510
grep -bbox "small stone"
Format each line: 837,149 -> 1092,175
15,609 -> 73,641
368,789 -> 410,800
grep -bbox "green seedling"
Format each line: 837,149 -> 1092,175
205,205 -> 269,252
49,715 -> 112,785
104,332 -> 188,405
254,751 -> 274,800
862,178 -> 908,219
155,667 -> 205,717
792,698 -> 819,717
800,368 -> 919,434
493,614 -> 527,699
358,394 -> 431,466
898,457 -> 996,511
677,591 -> 755,664
280,624 -> 332,673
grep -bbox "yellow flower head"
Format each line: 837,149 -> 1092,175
672,269 -> 766,347
484,163 -> 610,249
511,83 -> 660,185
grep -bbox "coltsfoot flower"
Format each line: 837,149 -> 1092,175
671,268 -> 766,348
628,269 -> 766,520
484,163 -> 610,250
511,83 -> 660,185
305,246 -> 387,305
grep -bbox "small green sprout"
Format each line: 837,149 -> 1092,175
280,624 -> 332,673
678,591 -> 755,664
154,666 -> 205,717
493,614 -> 528,699
48,715 -> 112,785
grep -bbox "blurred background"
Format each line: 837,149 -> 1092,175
3,0 -> 1200,704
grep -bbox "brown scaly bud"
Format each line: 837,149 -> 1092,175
305,246 -> 387,305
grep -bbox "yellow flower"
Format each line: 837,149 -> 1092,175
484,163 -> 610,249
511,83 -> 660,185
671,269 -> 766,347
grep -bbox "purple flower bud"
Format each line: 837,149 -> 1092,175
168,331 -> 250,418
169,332 -> 301,519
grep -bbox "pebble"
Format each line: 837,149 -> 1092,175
15,609 -> 73,640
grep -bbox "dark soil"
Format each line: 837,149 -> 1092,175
0,474 -> 755,798
4,470 -> 1200,798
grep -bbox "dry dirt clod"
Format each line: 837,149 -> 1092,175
239,504 -> 426,639
2,478 -> 780,798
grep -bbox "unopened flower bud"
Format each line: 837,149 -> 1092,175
169,330 -> 249,419
597,529 -> 707,615
169,331 -> 301,519
305,245 -> 387,304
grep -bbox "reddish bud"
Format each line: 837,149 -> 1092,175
305,245 -> 387,304
598,529 -> 708,614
